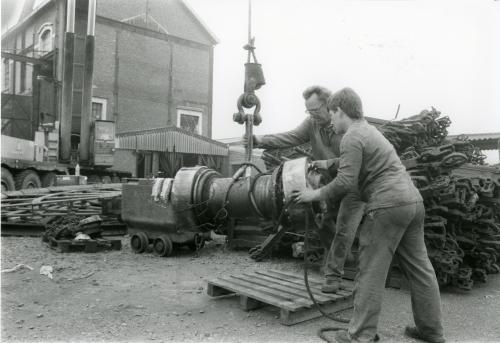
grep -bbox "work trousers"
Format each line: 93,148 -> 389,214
319,192 -> 365,279
348,202 -> 444,342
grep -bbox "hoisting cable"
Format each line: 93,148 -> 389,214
234,0 -> 265,171
234,3 -> 349,340
303,206 -> 351,342
252,198 -> 351,342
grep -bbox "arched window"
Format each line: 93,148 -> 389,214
37,23 -> 53,55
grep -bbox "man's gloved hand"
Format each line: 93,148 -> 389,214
242,133 -> 260,148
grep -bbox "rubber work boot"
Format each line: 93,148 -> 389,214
321,278 -> 344,293
404,326 -> 445,343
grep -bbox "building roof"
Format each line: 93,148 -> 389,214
117,126 -> 228,156
2,0 -> 218,46
448,132 -> 500,151
97,0 -> 218,45
1,0 -> 52,40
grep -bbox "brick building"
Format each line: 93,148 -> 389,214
2,0 -> 226,178
2,0 -> 217,137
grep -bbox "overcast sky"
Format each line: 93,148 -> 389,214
2,0 -> 499,161
187,0 -> 499,160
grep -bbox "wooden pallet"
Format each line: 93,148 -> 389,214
207,269 -> 353,325
45,237 -> 122,253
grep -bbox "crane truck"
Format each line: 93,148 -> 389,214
1,119 -> 123,191
1,0 -> 129,192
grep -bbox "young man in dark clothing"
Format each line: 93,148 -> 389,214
244,86 -> 365,293
292,88 -> 445,343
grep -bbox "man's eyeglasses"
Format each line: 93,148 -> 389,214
305,104 -> 325,115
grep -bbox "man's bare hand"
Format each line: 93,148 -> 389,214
291,188 -> 322,204
242,134 -> 260,148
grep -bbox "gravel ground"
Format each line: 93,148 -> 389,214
1,236 -> 500,342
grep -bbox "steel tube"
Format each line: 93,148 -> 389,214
87,0 -> 96,36
79,34 -> 95,162
59,31 -> 75,161
66,0 -> 75,33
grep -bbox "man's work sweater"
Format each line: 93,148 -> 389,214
320,119 -> 422,212
257,118 -> 342,161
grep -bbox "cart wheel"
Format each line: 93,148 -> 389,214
130,232 -> 149,253
153,235 -> 173,257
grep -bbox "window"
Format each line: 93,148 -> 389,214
2,59 -> 12,92
20,62 -> 26,92
177,109 -> 202,135
37,24 -> 53,56
92,97 -> 107,120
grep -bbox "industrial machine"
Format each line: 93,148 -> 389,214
121,157 -> 323,257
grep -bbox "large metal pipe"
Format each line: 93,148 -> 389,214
59,0 -> 76,161
79,0 -> 97,162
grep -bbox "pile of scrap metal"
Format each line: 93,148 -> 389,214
43,215 -> 103,241
1,183 -> 124,236
41,214 -> 122,253
263,108 -> 500,290
381,109 -> 500,290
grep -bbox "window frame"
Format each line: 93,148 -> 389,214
91,97 -> 108,120
177,108 -> 203,135
2,59 -> 13,93
36,23 -> 54,56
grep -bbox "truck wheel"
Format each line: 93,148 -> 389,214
41,172 -> 57,187
14,170 -> 42,190
101,175 -> 112,184
1,168 -> 15,192
111,175 -> 121,183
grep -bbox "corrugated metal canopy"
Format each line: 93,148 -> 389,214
448,132 -> 500,151
117,126 -> 228,156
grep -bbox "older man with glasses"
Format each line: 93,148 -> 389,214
243,85 -> 365,293
292,87 -> 444,343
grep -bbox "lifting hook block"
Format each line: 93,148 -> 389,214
233,93 -> 262,126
